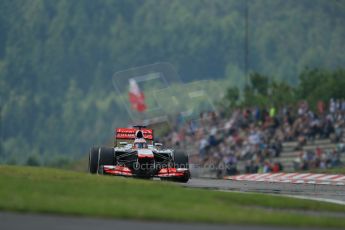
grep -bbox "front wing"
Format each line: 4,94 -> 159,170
102,165 -> 190,178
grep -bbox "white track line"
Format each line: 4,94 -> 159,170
283,195 -> 345,206
219,190 -> 345,206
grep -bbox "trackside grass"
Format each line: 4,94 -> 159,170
0,166 -> 344,228
306,167 -> 345,175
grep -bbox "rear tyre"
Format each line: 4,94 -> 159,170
97,147 -> 116,174
89,147 -> 99,174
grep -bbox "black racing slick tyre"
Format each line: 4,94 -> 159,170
89,147 -> 115,174
89,147 -> 99,174
97,147 -> 116,174
173,151 -> 190,183
174,151 -> 189,169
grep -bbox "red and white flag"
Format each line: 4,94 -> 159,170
128,79 -> 147,112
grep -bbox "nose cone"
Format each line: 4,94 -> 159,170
137,149 -> 154,158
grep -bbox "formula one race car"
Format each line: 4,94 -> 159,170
89,126 -> 190,182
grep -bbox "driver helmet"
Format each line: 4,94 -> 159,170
133,138 -> 147,149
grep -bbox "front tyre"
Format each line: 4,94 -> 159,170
89,147 -> 99,174
97,147 -> 116,174
175,171 -> 190,183
173,151 -> 190,183
174,151 -> 189,169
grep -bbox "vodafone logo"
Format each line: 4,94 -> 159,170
116,128 -> 153,134
115,128 -> 153,140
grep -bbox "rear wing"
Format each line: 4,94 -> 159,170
115,128 -> 154,146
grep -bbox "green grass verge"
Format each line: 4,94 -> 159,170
0,165 -> 344,228
305,167 -> 345,175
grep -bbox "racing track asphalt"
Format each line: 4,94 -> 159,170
0,212 -> 333,230
1,179 -> 344,230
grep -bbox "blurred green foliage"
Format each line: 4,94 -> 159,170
226,68 -> 345,110
0,0 -> 344,165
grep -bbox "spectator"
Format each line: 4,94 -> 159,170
199,137 -> 208,160
161,98 -> 345,175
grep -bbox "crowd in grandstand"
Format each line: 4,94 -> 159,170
160,98 -> 345,175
